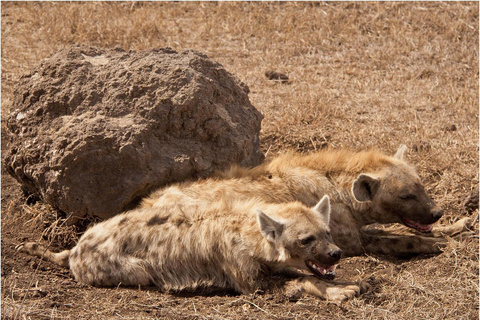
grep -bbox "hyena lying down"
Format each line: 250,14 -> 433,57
143,145 -> 473,257
19,196 -> 361,301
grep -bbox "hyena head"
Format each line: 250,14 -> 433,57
256,195 -> 342,280
352,145 -> 443,232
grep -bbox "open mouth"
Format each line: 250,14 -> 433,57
401,218 -> 433,233
305,260 -> 337,280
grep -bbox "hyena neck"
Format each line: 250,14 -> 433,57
253,237 -> 291,265
337,189 -> 376,227
236,213 -> 291,266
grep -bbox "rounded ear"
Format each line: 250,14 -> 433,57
352,174 -> 380,202
394,144 -> 408,161
256,209 -> 284,243
313,195 -> 331,227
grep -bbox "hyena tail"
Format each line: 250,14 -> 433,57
17,242 -> 70,268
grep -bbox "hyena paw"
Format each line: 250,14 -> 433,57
449,217 -> 476,237
16,242 -> 40,255
436,217 -> 476,237
284,282 -> 304,301
325,283 -> 361,302
359,279 -> 371,294
456,217 -> 475,230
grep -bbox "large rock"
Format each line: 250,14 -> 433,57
4,46 -> 263,221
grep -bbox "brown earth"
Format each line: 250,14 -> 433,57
1,2 -> 478,320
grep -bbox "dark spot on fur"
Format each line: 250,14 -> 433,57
85,243 -> 98,252
367,236 -> 379,245
390,238 -> 400,246
211,241 -> 221,254
121,235 -> 145,255
325,172 -> 332,181
268,174 -> 273,179
96,261 -> 109,275
121,241 -> 129,254
78,248 -> 84,259
135,235 -> 143,248
112,259 -> 121,270
118,217 -> 129,226
147,215 -> 168,226
71,250 -> 79,259
231,236 -> 241,245
82,234 -> 94,242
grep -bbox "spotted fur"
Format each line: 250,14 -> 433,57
19,196 -> 361,301
142,145 -> 471,257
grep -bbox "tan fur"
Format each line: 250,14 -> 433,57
142,146 -> 466,257
19,196 -> 361,301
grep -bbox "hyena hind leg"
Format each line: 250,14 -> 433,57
284,276 -> 365,302
16,242 -> 70,268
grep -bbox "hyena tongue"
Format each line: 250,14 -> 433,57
326,265 -> 336,273
306,260 -> 337,279
403,218 -> 433,233
416,223 -> 433,232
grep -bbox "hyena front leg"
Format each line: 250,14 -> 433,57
361,234 -> 446,256
363,217 -> 475,238
284,276 -> 364,302
430,217 -> 475,237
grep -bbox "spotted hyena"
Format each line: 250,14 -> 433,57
19,195 -> 361,302
143,145 -> 473,257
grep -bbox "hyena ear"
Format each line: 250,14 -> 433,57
393,144 -> 408,161
313,195 -> 331,226
352,174 -> 380,202
256,210 -> 284,243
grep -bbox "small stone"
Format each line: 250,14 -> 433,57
265,71 -> 289,83
445,124 -> 457,131
412,141 -> 431,152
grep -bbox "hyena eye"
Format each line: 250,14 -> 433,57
300,235 -> 316,245
399,194 -> 417,200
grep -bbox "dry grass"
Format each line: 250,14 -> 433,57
1,2 -> 478,320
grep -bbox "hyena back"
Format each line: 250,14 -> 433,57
20,196 -> 360,300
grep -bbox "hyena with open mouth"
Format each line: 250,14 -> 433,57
19,195 -> 361,302
144,145 -> 473,257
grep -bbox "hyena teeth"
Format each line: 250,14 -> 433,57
307,260 -> 336,276
402,218 -> 433,233
316,264 -> 326,275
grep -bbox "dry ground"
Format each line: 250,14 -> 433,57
1,2 -> 479,320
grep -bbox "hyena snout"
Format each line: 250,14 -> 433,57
431,206 -> 443,221
328,248 -> 342,261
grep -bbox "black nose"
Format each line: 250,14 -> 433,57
431,207 -> 443,220
328,249 -> 342,260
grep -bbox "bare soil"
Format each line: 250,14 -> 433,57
2,2 -> 478,320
